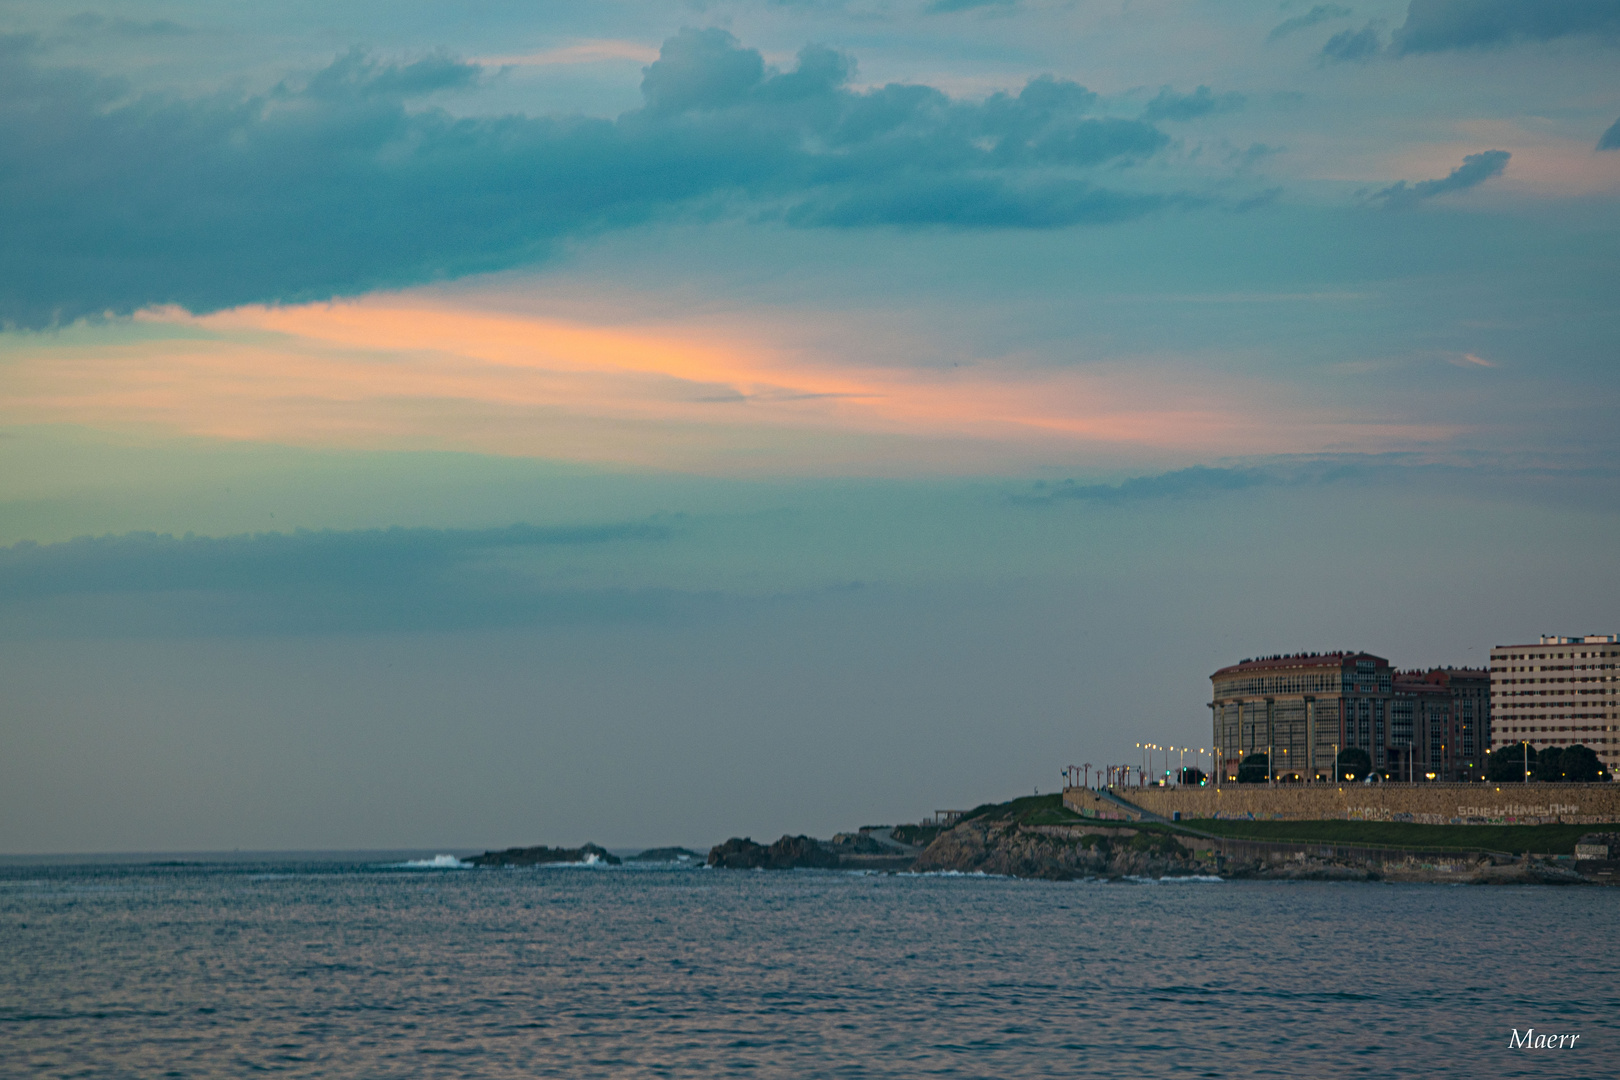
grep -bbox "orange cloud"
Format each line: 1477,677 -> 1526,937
474,40 -> 660,67
1,296 -> 1456,474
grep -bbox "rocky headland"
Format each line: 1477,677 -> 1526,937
702,796 -> 1610,885
468,799 -> 1612,885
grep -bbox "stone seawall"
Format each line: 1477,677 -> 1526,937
1082,783 -> 1620,825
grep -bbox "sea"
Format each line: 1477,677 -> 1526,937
1,855 -> 1614,1079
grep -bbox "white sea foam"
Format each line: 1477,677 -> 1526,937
897,869 -> 1008,879
535,853 -> 609,868
397,855 -> 470,869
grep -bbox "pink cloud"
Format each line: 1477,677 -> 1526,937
1,295 -> 1458,474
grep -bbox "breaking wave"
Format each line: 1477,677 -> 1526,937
396,855 -> 470,869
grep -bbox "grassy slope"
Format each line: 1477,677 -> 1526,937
1180,818 -> 1594,855
962,793 -> 1081,827
959,793 -> 1597,855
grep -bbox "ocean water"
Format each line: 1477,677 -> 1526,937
1,857 -> 1614,1079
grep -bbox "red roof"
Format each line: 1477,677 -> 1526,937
1211,652 -> 1386,679
1395,667 -> 1489,687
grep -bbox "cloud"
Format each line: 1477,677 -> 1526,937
0,522 -> 670,599
1319,22 -> 1385,62
1392,0 -> 1620,54
0,28 -> 1178,329
1139,85 -> 1245,122
476,41 -> 660,67
1369,149 -> 1510,207
1600,116 -> 1620,150
0,522 -> 680,635
926,0 -> 1019,13
61,11 -> 190,38
1017,465 -> 1276,504
1266,4 -> 1354,43
1012,456 -> 1471,505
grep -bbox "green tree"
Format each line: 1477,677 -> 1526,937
1487,742 -> 1536,783
1533,746 -> 1566,782
1538,744 -> 1608,782
1236,753 -> 1270,784
1335,747 -> 1372,782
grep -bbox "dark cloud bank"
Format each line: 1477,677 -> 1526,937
0,28 -> 1199,329
1392,0 -> 1620,53
1599,117 -> 1620,151
1267,5 -> 1353,43
1370,149 -> 1509,208
1317,1 -> 1620,62
0,522 -> 682,635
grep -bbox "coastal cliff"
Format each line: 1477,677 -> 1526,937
903,795 -> 1601,884
912,817 -> 1594,883
914,819 -> 1212,879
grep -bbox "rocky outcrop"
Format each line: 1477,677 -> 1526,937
706,833 -> 918,871
708,835 -> 843,869
626,847 -> 702,863
1472,859 -> 1587,885
913,819 -> 1215,880
467,843 -> 621,867
907,815 -> 1594,884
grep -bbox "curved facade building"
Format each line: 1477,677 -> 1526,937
1210,653 -> 1489,782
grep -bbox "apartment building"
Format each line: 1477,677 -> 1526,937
1490,634 -> 1619,773
1393,668 -> 1489,782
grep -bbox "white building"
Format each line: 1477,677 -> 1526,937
1490,634 -> 1620,773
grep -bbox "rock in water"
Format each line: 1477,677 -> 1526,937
625,847 -> 702,863
466,843 -> 621,867
707,835 -> 842,870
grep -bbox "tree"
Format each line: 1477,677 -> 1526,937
1538,744 -> 1608,783
1335,747 -> 1372,782
1179,766 -> 1207,786
1533,746 -> 1567,782
1236,753 -> 1270,784
1487,742 -> 1536,783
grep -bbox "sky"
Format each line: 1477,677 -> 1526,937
2,0 -> 1618,853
